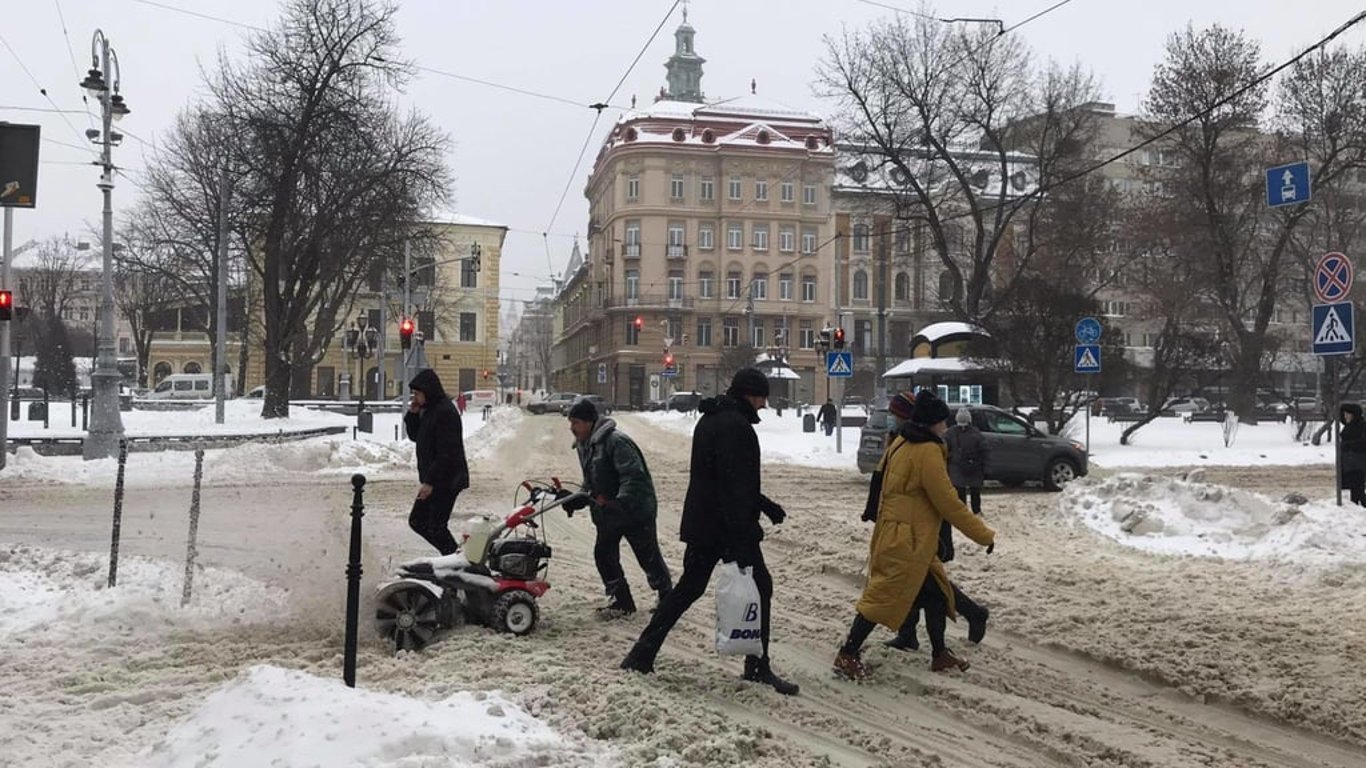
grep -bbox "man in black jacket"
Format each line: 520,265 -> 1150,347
404,369 -> 470,555
620,368 -> 798,695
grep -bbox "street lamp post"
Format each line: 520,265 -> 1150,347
81,30 -> 131,460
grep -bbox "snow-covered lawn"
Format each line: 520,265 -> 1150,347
635,408 -> 863,470
1077,415 -> 1331,468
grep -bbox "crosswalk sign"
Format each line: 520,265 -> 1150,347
1312,302 -> 1355,356
1074,344 -> 1101,374
826,351 -> 853,377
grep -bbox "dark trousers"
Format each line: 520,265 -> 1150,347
633,541 -> 773,662
595,519 -> 673,605
956,486 -> 982,515
895,581 -> 985,650
1345,470 -> 1366,506
823,422 -> 834,436
409,486 -> 460,555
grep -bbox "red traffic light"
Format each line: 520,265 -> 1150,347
0,289 -> 11,321
399,317 -> 415,349
634,315 -> 644,330
664,353 -> 674,367
833,327 -> 846,349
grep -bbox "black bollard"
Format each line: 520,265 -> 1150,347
181,448 -> 205,607
343,473 -> 366,687
71,398 -> 77,428
108,439 -> 129,588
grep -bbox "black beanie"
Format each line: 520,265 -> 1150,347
911,389 -> 951,425
728,367 -> 770,399
566,398 -> 598,422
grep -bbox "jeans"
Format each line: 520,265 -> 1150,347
409,486 -> 460,555
633,541 -> 773,663
594,519 -> 673,605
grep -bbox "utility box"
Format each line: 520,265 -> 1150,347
357,408 -> 373,434
803,413 -> 816,433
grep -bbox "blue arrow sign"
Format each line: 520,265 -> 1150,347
1074,344 -> 1101,374
1266,161 -> 1311,208
1075,317 -> 1102,344
1312,302 -> 1355,356
826,351 -> 853,378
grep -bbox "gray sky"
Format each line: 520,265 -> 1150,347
4,0 -> 1365,311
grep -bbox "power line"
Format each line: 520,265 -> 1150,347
128,0 -> 263,30
606,0 -> 681,106
1002,0 -> 1078,34
412,63 -> 603,110
0,30 -> 89,148
0,105 -> 86,114
52,0 -> 96,129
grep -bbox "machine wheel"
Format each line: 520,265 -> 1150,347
492,590 -> 539,635
375,582 -> 444,652
1044,458 -> 1078,492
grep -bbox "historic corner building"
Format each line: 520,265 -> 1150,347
553,14 -> 838,407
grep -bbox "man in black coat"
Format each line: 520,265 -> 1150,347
404,369 -> 470,555
818,398 -> 838,436
621,367 -> 798,695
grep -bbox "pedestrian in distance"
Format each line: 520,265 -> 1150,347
1340,402 -> 1366,506
562,398 -> 673,618
404,369 -> 470,556
621,367 -> 799,695
945,408 -> 989,516
819,398 -> 838,436
834,389 -> 995,682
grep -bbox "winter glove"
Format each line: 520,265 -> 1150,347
562,495 -> 590,514
986,541 -> 995,555
759,496 -> 787,525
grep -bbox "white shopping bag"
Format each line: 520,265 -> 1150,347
714,562 -> 763,656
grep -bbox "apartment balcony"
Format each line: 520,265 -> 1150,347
603,294 -> 696,310
666,244 -> 688,260
621,243 -> 641,260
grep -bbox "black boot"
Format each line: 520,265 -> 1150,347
597,580 -> 637,619
883,633 -> 920,651
967,606 -> 989,644
743,657 -> 800,696
620,641 -> 657,674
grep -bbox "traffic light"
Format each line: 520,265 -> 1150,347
664,352 -> 675,369
483,369 -> 491,379
399,317 -> 414,349
634,315 -> 643,330
818,327 -> 832,349
0,290 -> 11,321
834,327 -> 846,349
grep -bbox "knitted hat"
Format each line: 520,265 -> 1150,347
956,408 -> 972,425
887,391 -> 917,421
566,398 -> 598,422
911,389 -> 952,425
728,367 -> 770,399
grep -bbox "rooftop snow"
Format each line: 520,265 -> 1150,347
423,212 -> 508,229
915,322 -> 988,343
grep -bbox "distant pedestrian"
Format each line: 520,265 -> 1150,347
945,408 -> 989,515
1340,403 -> 1366,506
563,398 -> 673,617
819,398 -> 837,436
456,392 -> 468,414
404,369 -> 469,555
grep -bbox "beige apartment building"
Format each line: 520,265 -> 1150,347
553,16 -> 838,406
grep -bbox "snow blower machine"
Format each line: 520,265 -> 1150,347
374,478 -> 582,651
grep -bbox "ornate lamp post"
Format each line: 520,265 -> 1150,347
81,30 -> 131,460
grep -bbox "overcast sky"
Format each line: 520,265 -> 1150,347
4,0 -> 1365,312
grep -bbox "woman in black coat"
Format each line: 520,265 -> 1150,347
1339,403 -> 1366,506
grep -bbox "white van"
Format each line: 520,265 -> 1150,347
148,373 -> 225,400
462,389 -> 499,411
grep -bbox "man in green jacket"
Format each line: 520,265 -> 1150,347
565,398 -> 673,617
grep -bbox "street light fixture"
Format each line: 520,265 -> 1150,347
81,28 -> 130,460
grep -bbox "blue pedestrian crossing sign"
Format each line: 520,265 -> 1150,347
1266,161 -> 1311,208
826,351 -> 853,377
1074,344 -> 1101,374
1312,302 -> 1355,356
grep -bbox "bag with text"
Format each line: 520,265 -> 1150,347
714,562 -> 763,656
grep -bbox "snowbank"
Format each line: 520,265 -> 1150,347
1062,472 -> 1366,563
1084,416 -> 1331,468
635,409 -> 861,471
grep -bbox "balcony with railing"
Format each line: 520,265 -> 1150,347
603,294 -> 696,310
666,244 -> 688,260
621,243 -> 641,260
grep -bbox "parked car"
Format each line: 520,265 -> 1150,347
8,386 -> 46,401
857,403 -> 1088,491
244,385 -> 266,399
667,391 -> 703,412
1162,397 -> 1210,414
147,373 -> 218,400
527,392 -> 580,415
1094,396 -> 1143,416
573,394 -> 614,416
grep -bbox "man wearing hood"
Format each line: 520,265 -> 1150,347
404,369 -> 470,555
621,367 -> 799,696
564,398 -> 672,617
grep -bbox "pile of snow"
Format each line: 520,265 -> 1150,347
1083,417 -> 1331,468
1062,472 -> 1366,563
130,665 -> 609,768
0,545 -> 290,639
636,408 -> 862,470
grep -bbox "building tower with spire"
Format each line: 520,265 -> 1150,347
663,5 -> 705,103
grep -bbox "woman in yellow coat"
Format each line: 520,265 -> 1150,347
833,390 -> 995,681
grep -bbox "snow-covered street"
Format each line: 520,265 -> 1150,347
3,407 -> 1366,767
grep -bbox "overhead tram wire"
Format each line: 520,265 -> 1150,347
53,0 -> 97,129
0,30 -> 92,151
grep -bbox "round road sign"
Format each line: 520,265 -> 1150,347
1075,317 -> 1102,344
1313,252 -> 1354,303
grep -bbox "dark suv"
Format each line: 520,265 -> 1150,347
857,403 -> 1089,491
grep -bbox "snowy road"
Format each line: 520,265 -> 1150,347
2,410 -> 1365,767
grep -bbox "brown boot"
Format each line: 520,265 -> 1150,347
931,649 -> 970,672
833,651 -> 870,681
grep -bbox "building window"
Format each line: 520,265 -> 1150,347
698,224 -> 714,250
802,274 -> 816,302
895,227 -> 909,253
779,227 -> 795,252
625,222 -> 641,258
752,224 -> 769,251
118,337 -> 130,354
755,180 -> 768,201
853,269 -> 869,300
700,177 -> 714,201
670,173 -> 685,200
938,271 -> 957,304
774,319 -> 789,347
418,310 -> 435,339
728,177 -> 742,200
697,317 -> 713,347
626,269 -> 640,300
727,223 -> 743,250
803,184 -> 817,205
626,175 -> 639,200
894,272 -> 910,302
801,228 -> 817,254
726,271 -> 742,299
699,270 -> 714,298
751,320 -> 765,348
723,317 -> 739,347
461,258 -> 478,288
799,320 -> 814,349
668,269 -> 684,300
852,224 -> 870,253
752,273 -> 768,301
668,222 -> 686,258
779,272 -> 793,301
626,319 -> 640,345
459,312 -> 477,342
781,181 -> 794,202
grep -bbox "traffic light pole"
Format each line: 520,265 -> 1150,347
1,207 -> 12,470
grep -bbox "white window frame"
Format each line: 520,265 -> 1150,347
627,176 -> 640,200
728,177 -> 742,200
698,224 -> 714,250
752,273 -> 768,301
699,271 -> 714,298
779,227 -> 795,252
752,224 -> 769,251
803,184 -> 817,205
727,223 -> 743,250
755,180 -> 768,201
801,276 -> 816,302
699,177 -> 714,201
726,272 -> 741,299
779,273 -> 793,301
780,181 -> 794,202
670,174 -> 685,200
801,230 -> 816,254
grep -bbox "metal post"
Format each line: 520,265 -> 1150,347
181,447 -> 204,606
214,168 -> 229,424
1333,356 -> 1342,506
107,438 -> 128,587
377,272 -> 387,401
84,34 -> 126,460
402,240 -> 412,388
0,207 -> 12,470
343,473 -> 366,687
876,220 -> 888,400
834,235 -> 844,455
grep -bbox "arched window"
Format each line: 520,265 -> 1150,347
852,224 -> 870,252
894,272 -> 910,302
938,271 -> 959,305
853,269 -> 869,300
183,361 -> 202,374
153,361 -> 172,383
